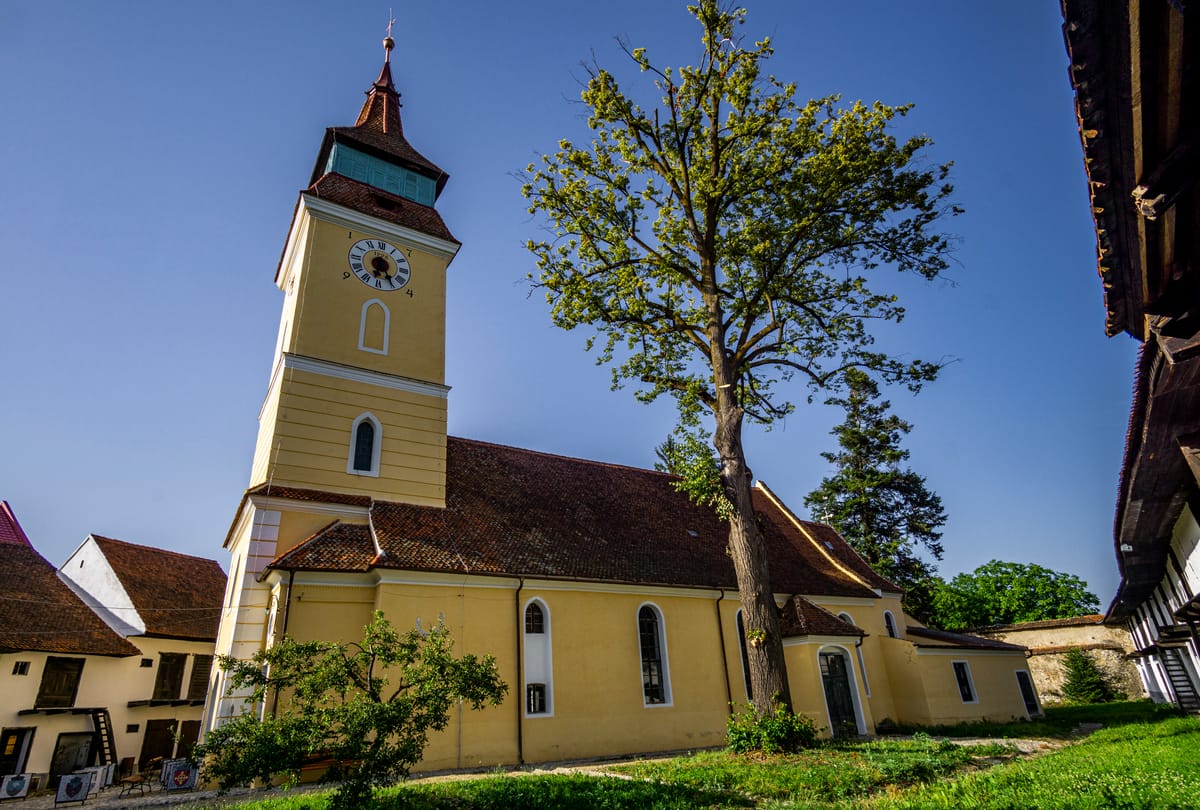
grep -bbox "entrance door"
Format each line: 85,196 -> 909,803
49,733 -> 92,785
0,729 -> 33,774
138,720 -> 177,769
819,651 -> 858,738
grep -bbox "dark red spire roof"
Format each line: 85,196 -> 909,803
354,55 -> 404,137
0,501 -> 31,546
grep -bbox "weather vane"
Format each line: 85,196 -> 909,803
383,9 -> 396,58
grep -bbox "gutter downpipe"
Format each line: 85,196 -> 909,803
514,577 -> 525,765
715,589 -> 732,711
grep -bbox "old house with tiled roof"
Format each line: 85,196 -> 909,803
1061,0 -> 1200,711
0,501 -> 224,790
204,37 -> 1039,770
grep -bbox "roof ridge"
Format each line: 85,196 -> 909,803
90,534 -> 220,565
449,435 -> 677,479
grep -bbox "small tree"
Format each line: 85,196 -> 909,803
804,368 -> 947,618
194,611 -> 507,809
523,0 -> 958,715
1061,647 -> 1122,704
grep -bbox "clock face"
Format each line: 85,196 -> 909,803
347,239 -> 411,291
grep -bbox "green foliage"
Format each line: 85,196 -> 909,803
726,701 -> 819,754
654,423 -> 733,520
194,611 -> 507,810
926,559 -> 1100,631
1060,647 -> 1124,705
864,716 -> 1200,809
804,369 -> 946,617
522,0 -> 958,717
522,2 -> 958,424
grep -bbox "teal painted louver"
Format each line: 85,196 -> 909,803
325,144 -> 436,206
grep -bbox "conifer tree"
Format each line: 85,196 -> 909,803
805,369 -> 946,617
1061,647 -> 1121,704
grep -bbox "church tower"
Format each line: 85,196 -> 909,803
204,33 -> 458,730
250,33 -> 460,506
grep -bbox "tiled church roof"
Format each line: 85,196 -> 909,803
91,536 -> 226,641
270,437 -> 896,600
0,503 -> 138,656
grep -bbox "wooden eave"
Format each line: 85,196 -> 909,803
1061,0 -> 1196,339
1107,326 -> 1200,623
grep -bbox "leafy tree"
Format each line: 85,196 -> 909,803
804,368 -> 946,619
1060,647 -> 1123,704
193,611 -> 507,809
928,560 -> 1100,631
523,1 -> 958,713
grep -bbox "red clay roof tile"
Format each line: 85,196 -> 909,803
305,175 -> 457,243
90,535 -> 225,641
779,596 -> 865,638
0,506 -> 138,656
269,437 -> 886,599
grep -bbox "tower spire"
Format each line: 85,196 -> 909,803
355,16 -> 403,135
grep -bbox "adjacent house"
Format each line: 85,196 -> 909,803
203,36 -> 1040,772
1061,0 -> 1200,709
0,501 -> 225,788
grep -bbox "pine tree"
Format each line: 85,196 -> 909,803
805,369 -> 946,618
1061,647 -> 1120,704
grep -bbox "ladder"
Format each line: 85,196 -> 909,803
1159,648 -> 1200,712
89,709 -> 118,765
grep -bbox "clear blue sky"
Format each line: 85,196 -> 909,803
0,2 -> 1138,606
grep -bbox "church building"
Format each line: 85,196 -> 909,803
203,36 -> 1038,771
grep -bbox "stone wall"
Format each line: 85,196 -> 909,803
974,615 -> 1145,704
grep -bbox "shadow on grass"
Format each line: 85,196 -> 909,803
389,773 -> 750,810
878,700 -> 1182,739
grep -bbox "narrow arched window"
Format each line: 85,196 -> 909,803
638,605 -> 671,705
523,599 -> 552,716
736,610 -> 753,701
525,603 -> 544,634
353,421 -> 375,471
884,611 -> 899,638
346,413 -> 382,477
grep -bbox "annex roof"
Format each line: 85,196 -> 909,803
269,437 -> 894,600
779,596 -> 865,638
905,625 -> 1026,652
0,503 -> 138,657
90,535 -> 225,641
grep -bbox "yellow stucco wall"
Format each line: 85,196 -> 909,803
0,639 -> 213,785
285,217 -> 449,386
912,651 -> 1033,724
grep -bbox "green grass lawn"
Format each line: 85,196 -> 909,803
232,702 -> 1197,809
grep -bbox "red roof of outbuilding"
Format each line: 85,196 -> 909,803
91,536 -> 225,641
0,504 -> 138,656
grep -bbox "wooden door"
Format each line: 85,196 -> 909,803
820,651 -> 857,738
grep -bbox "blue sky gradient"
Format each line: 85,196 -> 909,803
0,2 -> 1138,606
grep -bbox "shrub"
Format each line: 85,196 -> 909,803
726,700 -> 819,754
1061,647 -> 1123,704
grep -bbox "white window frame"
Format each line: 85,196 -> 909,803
817,644 -> 867,736
357,298 -> 390,355
346,413 -> 383,477
1014,668 -> 1042,717
522,598 -> 554,717
952,660 -> 978,704
637,602 -> 673,707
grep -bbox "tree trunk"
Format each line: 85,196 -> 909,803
713,404 -> 793,715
